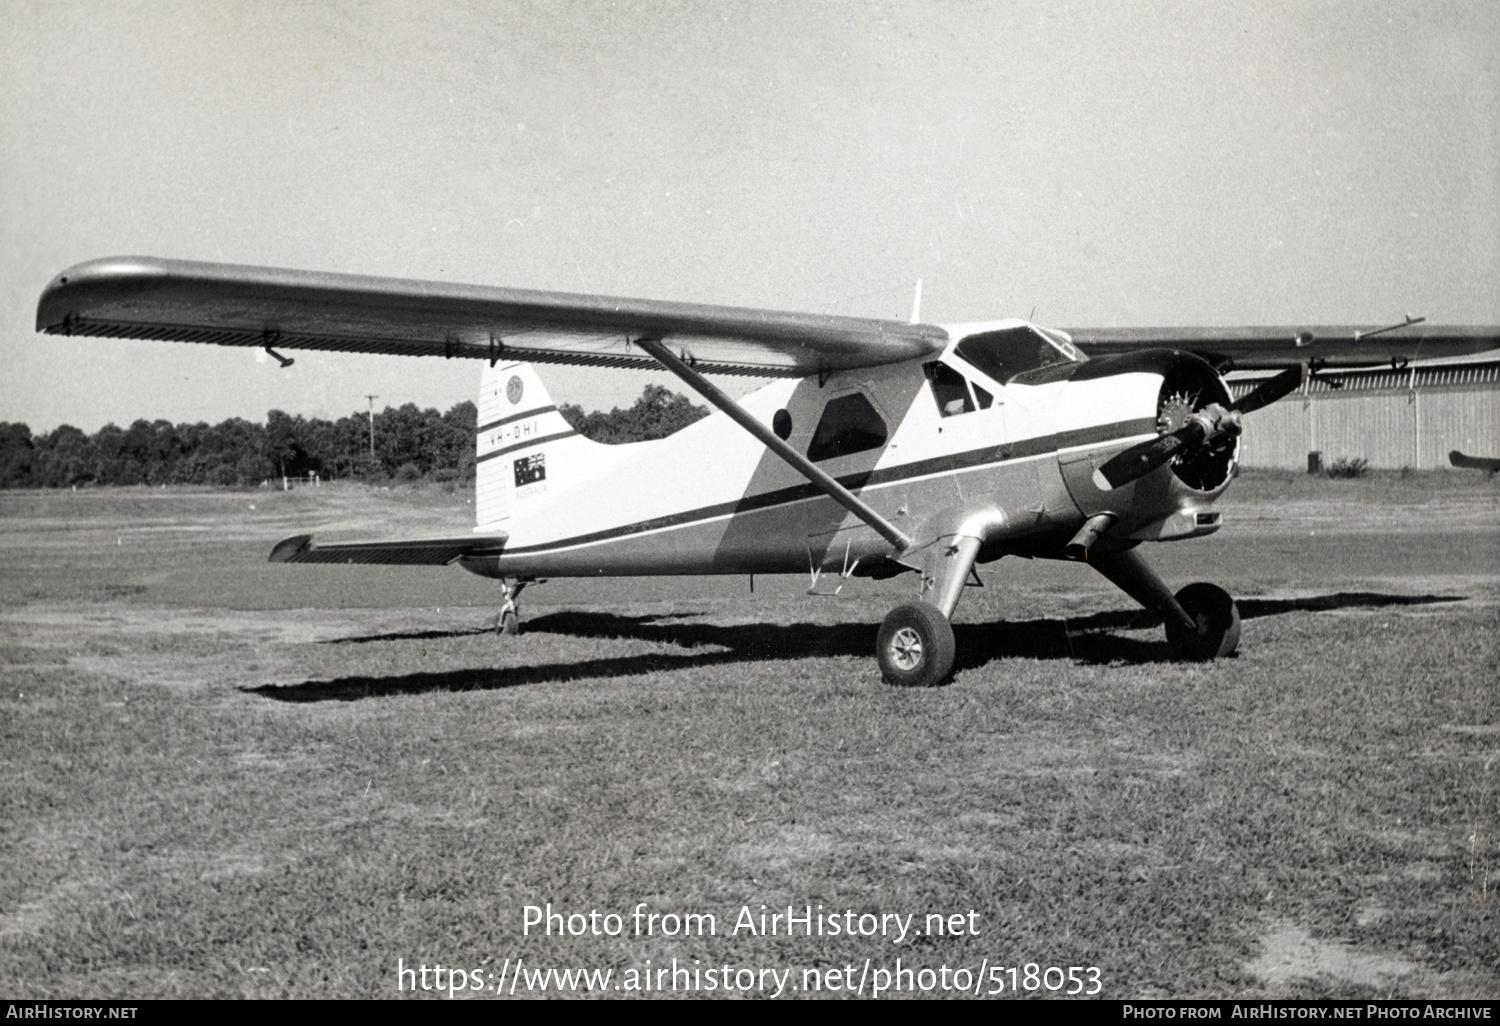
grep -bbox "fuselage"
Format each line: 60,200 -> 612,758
460,321 -> 1236,581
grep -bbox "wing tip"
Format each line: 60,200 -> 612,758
36,256 -> 177,332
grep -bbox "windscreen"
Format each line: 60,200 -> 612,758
954,327 -> 1079,384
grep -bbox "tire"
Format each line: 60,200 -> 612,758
1164,582 -> 1240,660
497,610 -> 520,637
877,601 -> 956,687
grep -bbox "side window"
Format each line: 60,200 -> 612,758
973,382 -> 994,409
772,409 -> 792,440
807,393 -> 887,462
924,361 -> 975,417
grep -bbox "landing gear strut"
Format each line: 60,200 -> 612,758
876,534 -> 982,687
1088,547 -> 1239,660
1163,582 -> 1240,660
495,579 -> 528,637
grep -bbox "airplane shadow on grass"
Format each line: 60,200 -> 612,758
247,591 -> 1463,703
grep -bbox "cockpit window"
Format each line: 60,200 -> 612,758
955,327 -> 1079,384
923,361 -> 974,417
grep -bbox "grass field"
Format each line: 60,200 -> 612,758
1,472 -> 1496,999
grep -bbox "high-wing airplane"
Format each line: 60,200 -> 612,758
36,257 -> 1500,685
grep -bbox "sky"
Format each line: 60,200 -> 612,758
2,1 -> 1496,432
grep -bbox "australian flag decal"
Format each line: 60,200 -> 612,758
513,453 -> 546,487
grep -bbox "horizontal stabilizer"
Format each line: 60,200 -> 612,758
269,533 -> 508,565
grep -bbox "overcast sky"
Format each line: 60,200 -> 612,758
2,1 -> 1495,432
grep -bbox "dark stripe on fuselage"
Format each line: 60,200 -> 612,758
476,405 -> 559,435
495,416 -> 1157,556
858,417 -> 1158,489
476,429 -> 581,464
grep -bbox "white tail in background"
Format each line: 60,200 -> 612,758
474,363 -> 633,528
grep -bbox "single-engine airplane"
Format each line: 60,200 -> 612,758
1449,450 -> 1500,476
36,258 -> 1500,685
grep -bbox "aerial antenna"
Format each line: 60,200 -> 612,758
909,280 -> 923,324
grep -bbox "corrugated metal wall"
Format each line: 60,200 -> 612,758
1230,361 -> 1500,470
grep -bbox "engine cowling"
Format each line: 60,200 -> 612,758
1053,350 -> 1238,535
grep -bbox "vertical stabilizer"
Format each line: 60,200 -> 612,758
474,363 -> 632,528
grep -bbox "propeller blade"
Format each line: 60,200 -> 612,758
1094,364 -> 1305,490
1093,421 -> 1207,491
1231,364 -> 1302,415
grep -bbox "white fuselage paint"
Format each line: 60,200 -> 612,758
460,327 -> 1233,581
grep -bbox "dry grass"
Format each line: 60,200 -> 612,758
0,473 -> 1496,998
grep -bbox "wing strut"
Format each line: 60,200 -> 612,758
634,338 -> 913,553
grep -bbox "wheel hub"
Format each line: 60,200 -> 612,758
888,626 -> 924,670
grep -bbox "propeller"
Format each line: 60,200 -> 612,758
1229,363 -> 1304,415
1093,365 -> 1303,491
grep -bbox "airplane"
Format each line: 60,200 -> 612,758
1449,451 -> 1500,476
35,257 -> 1500,686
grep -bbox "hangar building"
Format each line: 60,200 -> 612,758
1227,355 -> 1500,471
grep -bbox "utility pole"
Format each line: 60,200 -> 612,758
364,395 -> 378,461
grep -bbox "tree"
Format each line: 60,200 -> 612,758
35,424 -> 91,487
374,403 -> 439,476
0,423 -> 36,487
266,410 -> 317,478
91,423 -> 129,484
1,387 -> 704,489
440,401 -> 477,479
559,384 -> 708,444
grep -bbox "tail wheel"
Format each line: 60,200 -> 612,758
497,610 -> 520,636
877,601 -> 956,687
1164,582 -> 1240,660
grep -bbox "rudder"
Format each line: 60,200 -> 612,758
474,362 -> 630,527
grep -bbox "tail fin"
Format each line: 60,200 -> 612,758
474,362 -> 631,527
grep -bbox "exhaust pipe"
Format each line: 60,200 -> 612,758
1064,513 -> 1117,561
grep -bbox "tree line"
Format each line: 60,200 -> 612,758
0,384 -> 706,488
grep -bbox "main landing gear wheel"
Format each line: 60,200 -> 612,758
877,601 -> 956,687
1164,582 -> 1240,661
496,609 -> 520,637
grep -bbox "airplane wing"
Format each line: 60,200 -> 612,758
36,257 -> 948,378
1064,325 -> 1500,370
39,257 -> 1496,375
268,533 -> 508,565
